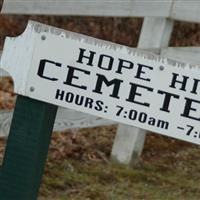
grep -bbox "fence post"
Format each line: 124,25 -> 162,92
0,95 -> 57,200
111,17 -> 174,165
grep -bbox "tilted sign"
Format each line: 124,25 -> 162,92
1,21 -> 200,144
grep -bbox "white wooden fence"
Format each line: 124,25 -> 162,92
2,0 -> 200,23
1,0 -> 200,165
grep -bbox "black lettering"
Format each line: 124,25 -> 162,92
157,120 -> 169,129
63,65 -> 90,90
93,74 -> 123,99
75,95 -> 84,105
126,83 -> 153,107
76,48 -> 96,66
148,117 -> 156,126
98,54 -> 114,70
158,90 -> 180,113
116,59 -> 134,74
181,97 -> 200,121
139,112 -> 147,123
191,78 -> 200,94
169,73 -> 189,91
65,92 -> 74,103
55,89 -> 65,100
94,100 -> 104,111
129,109 -> 137,120
38,59 -> 61,81
85,98 -> 94,109
135,64 -> 153,82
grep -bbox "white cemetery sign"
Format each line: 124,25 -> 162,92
1,21 -> 200,145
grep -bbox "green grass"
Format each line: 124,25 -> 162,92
39,146 -> 200,200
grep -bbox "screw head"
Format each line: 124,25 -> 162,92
159,65 -> 165,71
30,86 -> 35,92
41,35 -> 46,40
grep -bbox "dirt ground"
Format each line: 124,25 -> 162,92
1,13 -> 200,200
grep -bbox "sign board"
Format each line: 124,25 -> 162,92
1,20 -> 200,145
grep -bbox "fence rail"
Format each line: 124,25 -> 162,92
2,0 -> 200,23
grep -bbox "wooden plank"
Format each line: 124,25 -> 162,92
1,0 -> 172,17
0,108 -> 115,137
0,111 -> 12,137
111,17 -> 174,165
3,21 -> 200,145
0,69 -> 10,76
3,0 -> 200,23
0,51 -> 9,76
0,95 -> 57,199
172,1 -> 200,23
111,125 -> 146,165
137,18 -> 174,48
54,108 -> 114,131
1,47 -> 200,137
161,47 -> 200,66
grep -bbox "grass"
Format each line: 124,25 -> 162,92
38,128 -> 200,200
39,157 -> 200,200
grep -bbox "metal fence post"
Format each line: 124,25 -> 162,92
0,95 -> 57,200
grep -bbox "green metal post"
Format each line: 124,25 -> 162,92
0,95 -> 58,200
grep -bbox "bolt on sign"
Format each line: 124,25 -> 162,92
1,21 -> 200,145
